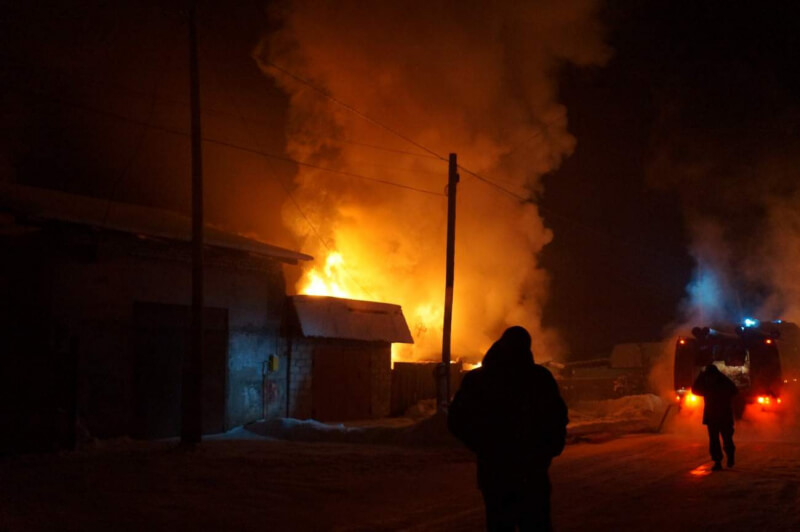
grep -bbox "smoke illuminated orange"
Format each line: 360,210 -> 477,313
259,1 -> 611,366
298,250 -> 445,363
301,252 -> 353,298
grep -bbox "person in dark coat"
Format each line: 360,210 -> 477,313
692,364 -> 738,470
448,326 -> 568,532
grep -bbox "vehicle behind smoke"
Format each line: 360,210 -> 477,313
674,320 -> 800,417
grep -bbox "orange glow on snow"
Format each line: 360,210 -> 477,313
690,465 -> 712,477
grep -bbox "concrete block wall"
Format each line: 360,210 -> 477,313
42,228 -> 288,436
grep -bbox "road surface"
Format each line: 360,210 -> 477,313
2,425 -> 799,531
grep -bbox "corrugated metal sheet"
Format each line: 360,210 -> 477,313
0,183 -> 313,263
290,295 -> 414,344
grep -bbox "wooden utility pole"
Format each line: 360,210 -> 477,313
182,0 -> 203,446
438,153 -> 459,412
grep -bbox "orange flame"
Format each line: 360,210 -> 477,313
301,252 -> 353,298
299,251 -> 447,364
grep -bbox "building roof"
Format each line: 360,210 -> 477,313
289,295 -> 414,344
0,183 -> 312,264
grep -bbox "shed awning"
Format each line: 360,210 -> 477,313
289,295 -> 414,344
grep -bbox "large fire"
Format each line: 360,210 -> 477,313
259,1 -> 610,365
301,252 -> 353,299
298,250 -> 445,363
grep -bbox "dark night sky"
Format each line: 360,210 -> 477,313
3,1 -> 800,359
541,1 -> 800,356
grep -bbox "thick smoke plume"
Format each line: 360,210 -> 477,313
643,3 -> 800,329
651,146 -> 800,327
255,1 -> 609,361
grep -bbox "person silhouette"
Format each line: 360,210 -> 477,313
692,364 -> 738,470
448,326 -> 568,531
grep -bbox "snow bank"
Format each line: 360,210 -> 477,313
568,394 -> 668,440
244,416 -> 461,447
242,395 -> 668,446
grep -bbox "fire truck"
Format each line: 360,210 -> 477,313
674,320 -> 800,417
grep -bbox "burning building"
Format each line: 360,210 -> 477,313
281,295 -> 413,421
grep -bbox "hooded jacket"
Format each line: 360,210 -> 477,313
448,327 -> 568,489
692,364 -> 739,426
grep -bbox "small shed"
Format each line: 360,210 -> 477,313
283,295 -> 413,421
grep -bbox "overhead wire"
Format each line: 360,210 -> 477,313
13,7 -> 688,279
256,60 -> 693,269
202,32 -> 375,298
257,58 -> 450,163
13,86 -> 444,198
101,42 -> 175,228
0,53 -> 445,163
258,57 -> 541,202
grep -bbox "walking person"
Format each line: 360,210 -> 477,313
448,326 -> 568,531
692,364 -> 738,470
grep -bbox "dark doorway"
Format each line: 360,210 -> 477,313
312,346 -> 371,421
132,302 -> 227,439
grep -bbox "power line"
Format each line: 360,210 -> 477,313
206,138 -> 445,197
13,44 -> 688,270
2,59 -> 444,162
22,84 -> 689,268
225,38 -> 698,273
101,46 -> 175,227
256,58 -> 450,163
336,138 -> 441,160
203,36 -> 374,298
256,58 -> 542,204
454,164 -> 691,268
458,165 -> 529,201
18,88 -> 444,197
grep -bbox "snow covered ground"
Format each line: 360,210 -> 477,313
2,395 -> 799,531
240,394 -> 669,445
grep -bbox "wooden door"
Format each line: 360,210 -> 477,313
312,345 -> 371,421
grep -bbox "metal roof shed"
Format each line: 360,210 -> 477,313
283,295 -> 413,421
